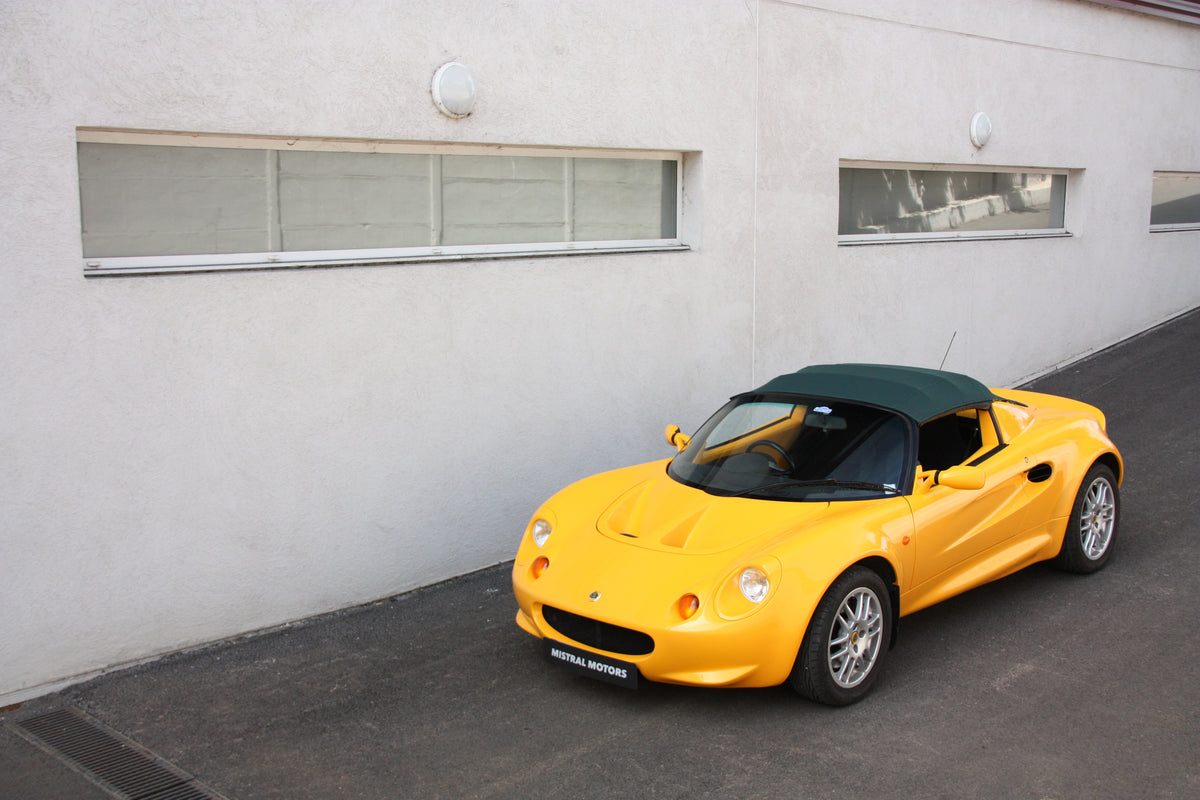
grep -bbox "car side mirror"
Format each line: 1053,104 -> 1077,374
934,465 -> 986,490
665,424 -> 691,452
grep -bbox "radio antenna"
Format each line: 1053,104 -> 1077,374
938,330 -> 957,370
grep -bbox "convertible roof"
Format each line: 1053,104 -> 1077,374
749,363 -> 994,423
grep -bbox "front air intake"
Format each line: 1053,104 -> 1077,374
542,606 -> 655,656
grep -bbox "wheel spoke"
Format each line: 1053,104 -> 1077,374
1076,476 -> 1117,559
826,585 -> 885,689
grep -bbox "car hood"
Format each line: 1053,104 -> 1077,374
593,465 -> 831,555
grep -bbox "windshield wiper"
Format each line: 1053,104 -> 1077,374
727,478 -> 899,498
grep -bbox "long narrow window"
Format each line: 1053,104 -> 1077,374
77,130 -> 685,275
838,163 -> 1069,244
1150,172 -> 1200,231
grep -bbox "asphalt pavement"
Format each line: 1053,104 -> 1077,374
3,308 -> 1198,800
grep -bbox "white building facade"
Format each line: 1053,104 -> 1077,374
2,0 -> 1198,703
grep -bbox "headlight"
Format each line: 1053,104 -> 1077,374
738,567 -> 770,603
531,518 -> 552,547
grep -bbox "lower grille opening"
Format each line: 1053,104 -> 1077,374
542,606 -> 655,655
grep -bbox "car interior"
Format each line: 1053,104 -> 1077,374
917,410 -> 987,471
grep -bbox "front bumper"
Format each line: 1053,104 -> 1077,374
512,561 -> 804,689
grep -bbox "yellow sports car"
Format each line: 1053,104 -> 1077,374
512,364 -> 1122,705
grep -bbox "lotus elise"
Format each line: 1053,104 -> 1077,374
511,364 -> 1122,705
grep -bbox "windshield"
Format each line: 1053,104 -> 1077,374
667,395 -> 911,500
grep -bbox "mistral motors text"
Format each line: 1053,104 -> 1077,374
549,646 -> 630,680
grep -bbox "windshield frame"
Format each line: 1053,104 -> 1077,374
667,392 -> 919,501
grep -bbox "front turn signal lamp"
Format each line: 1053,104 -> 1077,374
531,556 -> 550,579
677,593 -> 701,620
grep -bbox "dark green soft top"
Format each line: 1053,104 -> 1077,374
749,363 -> 994,423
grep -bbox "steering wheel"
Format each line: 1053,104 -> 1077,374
747,439 -> 795,472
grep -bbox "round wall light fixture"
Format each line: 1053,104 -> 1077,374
432,61 -> 476,118
969,111 -> 993,148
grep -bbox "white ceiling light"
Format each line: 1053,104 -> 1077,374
970,112 -> 993,148
432,62 -> 476,118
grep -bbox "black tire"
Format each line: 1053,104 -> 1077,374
1052,463 -> 1119,574
790,566 -> 893,706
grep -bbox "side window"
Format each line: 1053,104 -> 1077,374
1150,172 -> 1200,231
77,132 -> 686,276
972,408 -> 1002,460
918,409 -> 994,471
838,165 -> 1069,244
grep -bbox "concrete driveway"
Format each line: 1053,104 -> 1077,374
4,309 -> 1198,800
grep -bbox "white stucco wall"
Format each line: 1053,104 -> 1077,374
1,0 -> 1197,703
751,0 -> 1200,385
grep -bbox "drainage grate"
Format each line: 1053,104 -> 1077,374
12,707 -> 230,800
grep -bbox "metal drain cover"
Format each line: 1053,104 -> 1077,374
12,707 -> 229,800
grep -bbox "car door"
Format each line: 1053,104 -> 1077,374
905,408 -> 1031,588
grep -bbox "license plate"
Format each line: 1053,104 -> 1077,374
543,639 -> 638,689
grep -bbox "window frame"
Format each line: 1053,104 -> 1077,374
77,128 -> 688,277
1149,171 -> 1200,233
838,160 -> 1073,246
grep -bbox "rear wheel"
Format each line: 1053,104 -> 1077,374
1052,463 -> 1119,574
790,566 -> 892,706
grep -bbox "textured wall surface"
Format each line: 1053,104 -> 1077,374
1,0 -> 1197,702
752,0 -> 1200,384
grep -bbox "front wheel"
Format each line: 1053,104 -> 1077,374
1052,463 -> 1119,574
790,566 -> 893,706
